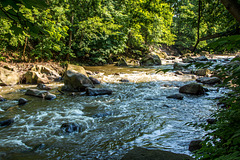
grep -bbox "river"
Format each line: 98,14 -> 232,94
0,64 -> 225,159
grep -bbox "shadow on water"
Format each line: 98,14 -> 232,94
0,65 -> 224,159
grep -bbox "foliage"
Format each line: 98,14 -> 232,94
193,57 -> 240,159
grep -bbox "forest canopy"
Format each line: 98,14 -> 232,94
0,0 -> 239,64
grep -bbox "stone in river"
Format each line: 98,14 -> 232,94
18,98 -> 28,105
167,94 -> 184,100
179,83 -> 205,95
60,123 -> 84,133
189,140 -> 203,152
0,119 -> 14,127
121,147 -> 194,160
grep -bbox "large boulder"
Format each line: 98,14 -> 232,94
196,77 -> 221,85
121,147 -> 194,160
179,83 -> 205,95
0,67 -> 20,86
24,65 -> 61,84
62,70 -> 94,92
66,64 -> 88,77
141,52 -> 162,66
86,88 -> 112,96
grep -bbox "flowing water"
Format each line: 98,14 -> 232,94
0,65 -> 225,159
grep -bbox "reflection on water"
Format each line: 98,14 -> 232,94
0,65 -> 223,159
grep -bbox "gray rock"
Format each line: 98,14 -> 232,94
0,119 -> 14,127
189,140 -> 203,152
45,92 -> 56,100
86,88 -> 112,96
179,83 -> 205,95
18,98 -> 28,105
167,94 -> 184,100
25,89 -> 56,100
62,70 -> 94,92
89,77 -> 101,84
196,77 -> 221,85
121,147 -> 194,160
195,69 -> 211,76
195,56 -> 208,61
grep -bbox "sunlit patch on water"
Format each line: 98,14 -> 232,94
0,65 -> 226,159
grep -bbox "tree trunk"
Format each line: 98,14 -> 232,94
221,0 -> 240,23
192,0 -> 201,53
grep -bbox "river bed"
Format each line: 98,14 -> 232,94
0,65 -> 225,159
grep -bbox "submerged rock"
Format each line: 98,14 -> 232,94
189,140 -> 203,152
62,70 -> 94,92
121,147 -> 194,160
167,94 -> 184,100
86,88 -> 112,96
93,111 -> 113,118
18,98 -> 28,105
179,83 -> 204,95
45,92 -> 56,100
0,119 -> 14,127
196,77 -> 221,85
60,123 -> 84,133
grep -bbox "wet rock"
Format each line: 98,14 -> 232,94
0,95 -> 6,101
173,62 -> 190,70
25,89 -> 48,98
120,79 -> 129,82
60,123 -> 84,133
207,118 -> 217,124
37,83 -> 51,90
89,77 -> 101,84
179,83 -> 205,95
195,69 -> 211,76
62,70 -> 94,92
18,98 -> 28,105
86,88 -> 112,96
182,57 -> 196,63
217,102 -> 227,108
0,119 -> 14,127
189,140 -> 203,152
0,67 -> 20,86
45,92 -> 56,100
25,89 -> 56,100
196,77 -> 221,85
167,94 -> 184,100
121,147 -> 194,160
